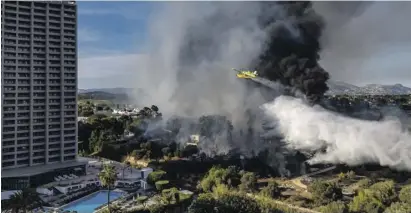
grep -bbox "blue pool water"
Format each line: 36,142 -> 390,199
62,191 -> 123,213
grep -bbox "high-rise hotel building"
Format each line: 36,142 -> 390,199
1,1 -> 86,190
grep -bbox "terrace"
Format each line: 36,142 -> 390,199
37,158 -> 152,203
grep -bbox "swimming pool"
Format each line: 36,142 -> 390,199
61,190 -> 124,213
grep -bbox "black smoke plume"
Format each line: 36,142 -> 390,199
254,2 -> 329,103
176,2 -> 330,104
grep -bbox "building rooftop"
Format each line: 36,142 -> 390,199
1,161 -> 87,178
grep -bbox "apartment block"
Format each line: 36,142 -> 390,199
1,1 -> 85,190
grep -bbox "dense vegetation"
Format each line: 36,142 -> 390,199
185,167 -> 411,213
75,94 -> 411,213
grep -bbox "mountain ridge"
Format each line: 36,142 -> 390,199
326,81 -> 411,95
79,81 -> 411,96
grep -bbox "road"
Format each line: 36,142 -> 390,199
290,166 -> 337,190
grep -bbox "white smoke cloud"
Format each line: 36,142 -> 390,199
262,96 -> 411,171
129,2 -> 297,119
128,2 -> 289,156
314,2 -> 411,86
131,2 -> 269,117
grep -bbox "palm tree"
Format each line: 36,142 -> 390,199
2,188 -> 43,213
98,164 -> 117,213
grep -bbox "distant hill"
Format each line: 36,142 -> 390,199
78,91 -> 128,102
78,87 -> 135,95
327,81 -> 411,95
80,82 -> 411,100
326,81 -> 360,95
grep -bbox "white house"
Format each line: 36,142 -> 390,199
140,168 -> 153,179
1,190 -> 19,200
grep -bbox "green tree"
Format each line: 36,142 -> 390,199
78,102 -> 94,117
89,130 -> 102,153
151,105 -> 159,113
308,180 -> 343,205
149,203 -> 167,213
78,121 -> 94,153
118,115 -> 133,131
349,189 -> 385,213
188,192 -> 260,213
357,178 -> 374,191
147,170 -> 167,185
188,193 -> 216,213
104,117 -> 124,140
316,201 -> 348,213
98,164 -> 117,213
130,150 -> 138,157
2,188 -> 43,213
199,166 -> 240,192
239,172 -> 258,193
161,187 -> 180,205
136,196 -> 148,209
369,180 -> 397,206
155,180 -> 169,191
128,119 -> 145,137
399,184 -> 411,204
217,192 -> 260,213
260,181 -> 282,199
88,114 -> 108,129
89,130 -> 111,153
385,202 -> 411,213
337,171 -> 355,183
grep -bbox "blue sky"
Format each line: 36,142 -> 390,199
78,1 -> 152,55
78,1 -> 157,89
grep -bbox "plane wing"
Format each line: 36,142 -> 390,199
232,68 -> 242,73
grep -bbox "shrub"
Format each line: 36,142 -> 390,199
260,181 -> 281,199
239,172 -> 258,193
369,180 -> 397,206
147,170 -> 167,185
308,180 -> 343,205
349,189 -> 384,213
385,202 -> 411,213
346,171 -> 356,180
315,201 -> 348,213
356,178 -> 373,190
188,192 -> 260,213
155,180 -> 169,191
399,184 -> 411,204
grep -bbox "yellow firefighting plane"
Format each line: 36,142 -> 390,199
232,68 -> 258,79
